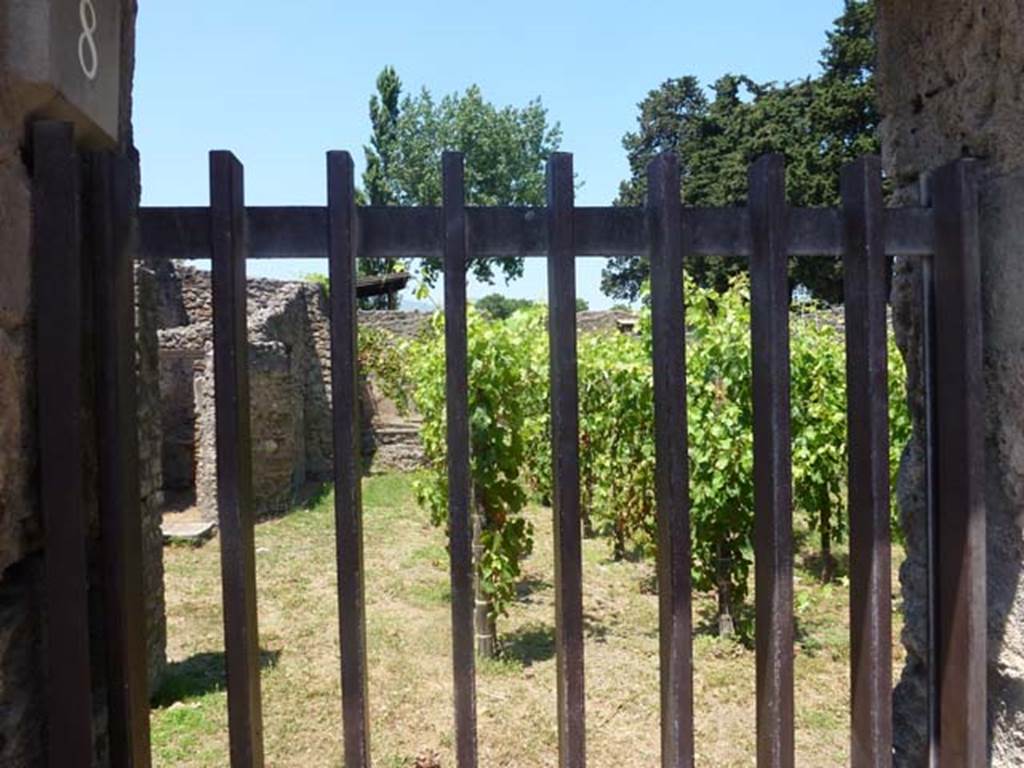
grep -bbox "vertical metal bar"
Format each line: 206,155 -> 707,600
89,149 -> 153,768
841,156 -> 892,768
647,152 -> 695,768
748,153 -> 794,768
443,151 -> 479,768
32,119 -> 94,768
326,151 -> 372,768
210,150 -> 265,768
921,252 -> 940,768
547,152 -> 586,768
930,159 -> 986,767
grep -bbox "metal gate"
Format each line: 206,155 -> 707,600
31,118 -> 985,767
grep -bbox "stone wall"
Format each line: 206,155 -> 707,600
0,27 -> 45,764
877,2 -> 1024,764
157,326 -> 206,492
0,1 -> 167,763
155,276 -> 648,520
358,308 -> 431,339
156,263 -> 413,521
135,265 -> 167,694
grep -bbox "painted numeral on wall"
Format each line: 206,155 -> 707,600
79,0 -> 98,80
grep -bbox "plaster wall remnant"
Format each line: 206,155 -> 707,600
877,1 -> 1024,764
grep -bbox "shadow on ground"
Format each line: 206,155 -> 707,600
515,575 -> 551,601
694,601 -> 755,648
500,623 -> 555,666
152,649 -> 281,706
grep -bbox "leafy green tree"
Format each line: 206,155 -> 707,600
389,83 -> 562,287
476,294 -> 586,321
361,66 -> 404,309
603,0 -> 877,303
475,293 -> 536,320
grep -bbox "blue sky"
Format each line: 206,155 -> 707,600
135,0 -> 846,309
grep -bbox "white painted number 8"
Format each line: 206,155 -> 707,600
78,0 -> 98,80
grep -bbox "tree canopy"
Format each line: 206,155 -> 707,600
475,294 -> 536,320
602,0 -> 877,304
361,66 -> 403,308
361,70 -> 562,291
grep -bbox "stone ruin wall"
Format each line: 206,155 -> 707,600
878,1 -> 1024,764
134,265 -> 168,698
0,1 -> 166,762
155,263 -> 640,523
156,263 -> 433,522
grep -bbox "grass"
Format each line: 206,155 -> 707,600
152,471 -> 904,767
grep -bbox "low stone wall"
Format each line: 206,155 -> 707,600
358,309 -> 432,339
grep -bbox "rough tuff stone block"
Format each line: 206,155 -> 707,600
879,2 -> 1024,764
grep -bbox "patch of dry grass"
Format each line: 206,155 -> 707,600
152,472 -> 904,767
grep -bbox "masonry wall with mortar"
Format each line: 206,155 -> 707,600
155,263 -> 432,521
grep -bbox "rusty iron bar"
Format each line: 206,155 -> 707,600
209,150 -> 265,768
137,205 -> 936,262
931,159 -> 987,767
841,156 -> 893,768
749,154 -> 795,768
89,149 -> 153,768
32,120 -> 94,768
326,151 -> 372,767
547,152 -> 586,768
443,151 -> 480,768
647,152 -> 696,768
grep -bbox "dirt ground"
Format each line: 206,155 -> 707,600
152,472 -> 904,767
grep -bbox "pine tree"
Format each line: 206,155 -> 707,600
602,1 -> 877,304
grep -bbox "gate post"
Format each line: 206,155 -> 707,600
546,152 -> 586,768
32,119 -> 94,768
841,156 -> 892,768
209,150 -> 265,768
326,150 -> 372,768
748,154 -> 795,768
88,148 -> 153,768
930,158 -> 986,767
442,151 -> 480,768
647,152 -> 695,768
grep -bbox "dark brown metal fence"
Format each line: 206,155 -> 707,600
31,117 -> 986,767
